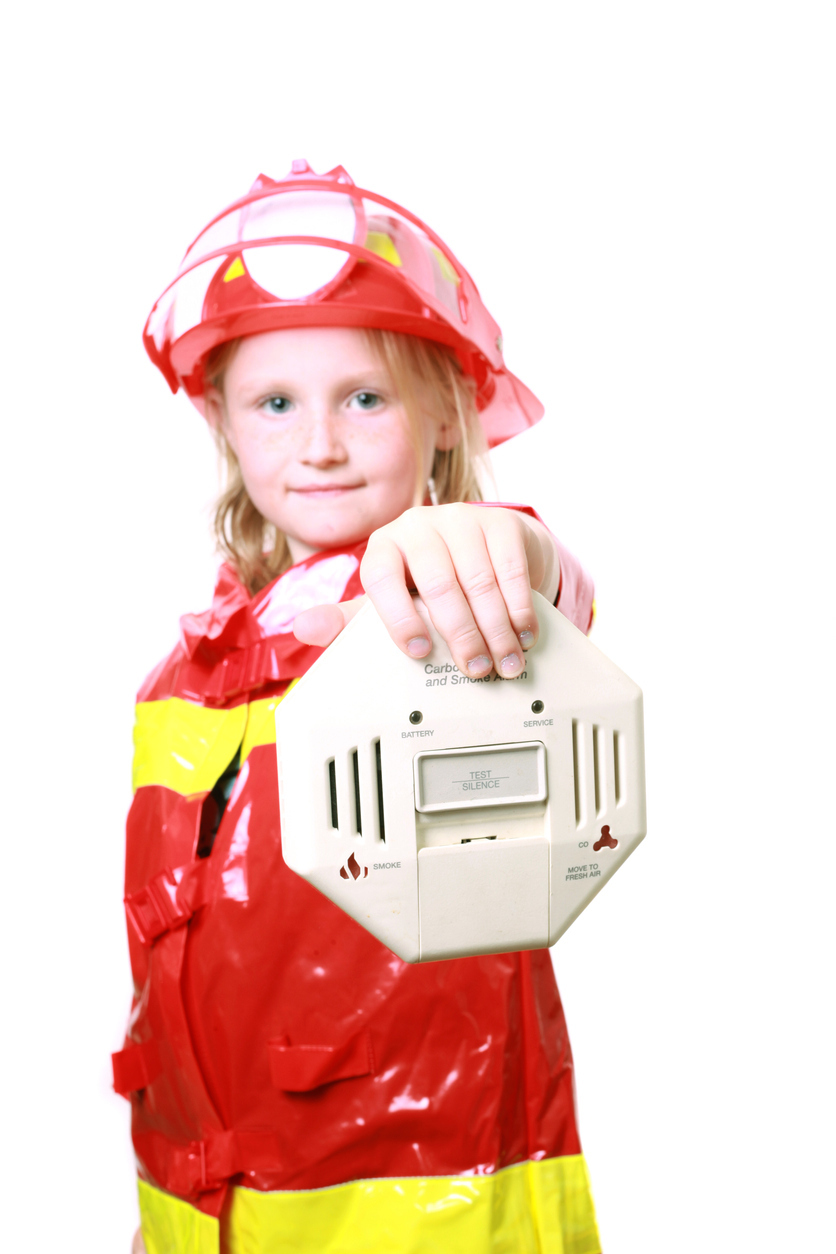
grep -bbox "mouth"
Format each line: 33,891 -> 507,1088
289,483 -> 364,499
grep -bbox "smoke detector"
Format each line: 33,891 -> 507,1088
276,592 -> 645,963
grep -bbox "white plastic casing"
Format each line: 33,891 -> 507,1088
276,592 -> 646,963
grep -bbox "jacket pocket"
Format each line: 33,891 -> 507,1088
268,1030 -> 375,1092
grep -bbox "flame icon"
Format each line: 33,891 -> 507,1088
340,852 -> 369,881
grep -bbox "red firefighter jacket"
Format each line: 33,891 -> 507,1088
115,515 -> 601,1254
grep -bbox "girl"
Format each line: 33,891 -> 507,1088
119,161 -> 599,1254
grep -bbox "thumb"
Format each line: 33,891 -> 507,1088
292,596 -> 367,647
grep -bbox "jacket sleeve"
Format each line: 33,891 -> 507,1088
473,502 -> 595,636
551,535 -> 595,635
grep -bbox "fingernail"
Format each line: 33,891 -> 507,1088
519,630 -> 535,649
407,637 -> 431,657
467,655 -> 492,675
500,654 -> 523,676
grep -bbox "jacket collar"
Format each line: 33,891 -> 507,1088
178,543 -> 367,664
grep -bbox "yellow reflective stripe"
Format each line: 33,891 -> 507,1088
240,680 -> 297,764
364,230 -> 402,267
132,698 -> 248,796
225,1157 -> 598,1253
223,257 -> 246,282
431,245 -> 460,285
138,1156 -> 598,1253
527,1154 -> 601,1252
138,1178 -> 219,1254
228,1156 -> 599,1253
138,1158 -> 599,1254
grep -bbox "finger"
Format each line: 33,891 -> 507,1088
437,515 -> 530,678
359,535 -> 434,659
391,521 -> 498,678
292,596 -> 366,647
476,510 -> 543,651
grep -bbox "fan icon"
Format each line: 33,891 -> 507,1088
593,825 -> 618,852
340,852 -> 369,881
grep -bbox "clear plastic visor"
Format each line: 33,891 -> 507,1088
147,187 -> 465,353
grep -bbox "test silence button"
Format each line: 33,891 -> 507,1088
409,711 -> 423,725
531,700 -> 544,714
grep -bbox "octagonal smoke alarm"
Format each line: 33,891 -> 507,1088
276,591 -> 646,963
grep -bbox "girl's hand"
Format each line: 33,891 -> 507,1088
293,505 -> 559,678
132,1229 -> 147,1254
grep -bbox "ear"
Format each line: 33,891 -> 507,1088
434,419 -> 463,452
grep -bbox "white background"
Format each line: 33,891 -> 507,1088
1,2 -> 834,1250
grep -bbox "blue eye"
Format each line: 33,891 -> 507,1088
265,396 -> 291,415
352,391 -> 382,411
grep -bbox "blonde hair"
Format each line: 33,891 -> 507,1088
207,329 -> 487,595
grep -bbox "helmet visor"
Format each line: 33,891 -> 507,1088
146,183 -> 468,355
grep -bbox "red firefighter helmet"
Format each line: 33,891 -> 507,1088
143,160 -> 543,448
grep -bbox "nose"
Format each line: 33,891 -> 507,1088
299,406 -> 347,467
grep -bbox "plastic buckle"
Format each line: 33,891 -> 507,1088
205,650 -> 246,699
205,641 -> 279,699
137,1127 -> 283,1198
124,868 -> 186,945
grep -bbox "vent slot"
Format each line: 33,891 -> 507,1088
328,759 -> 339,830
374,738 -> 385,842
592,725 -> 600,814
613,730 -> 623,805
572,719 -> 582,826
352,749 -> 362,835
592,724 -> 602,816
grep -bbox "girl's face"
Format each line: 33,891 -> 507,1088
210,327 -> 438,562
